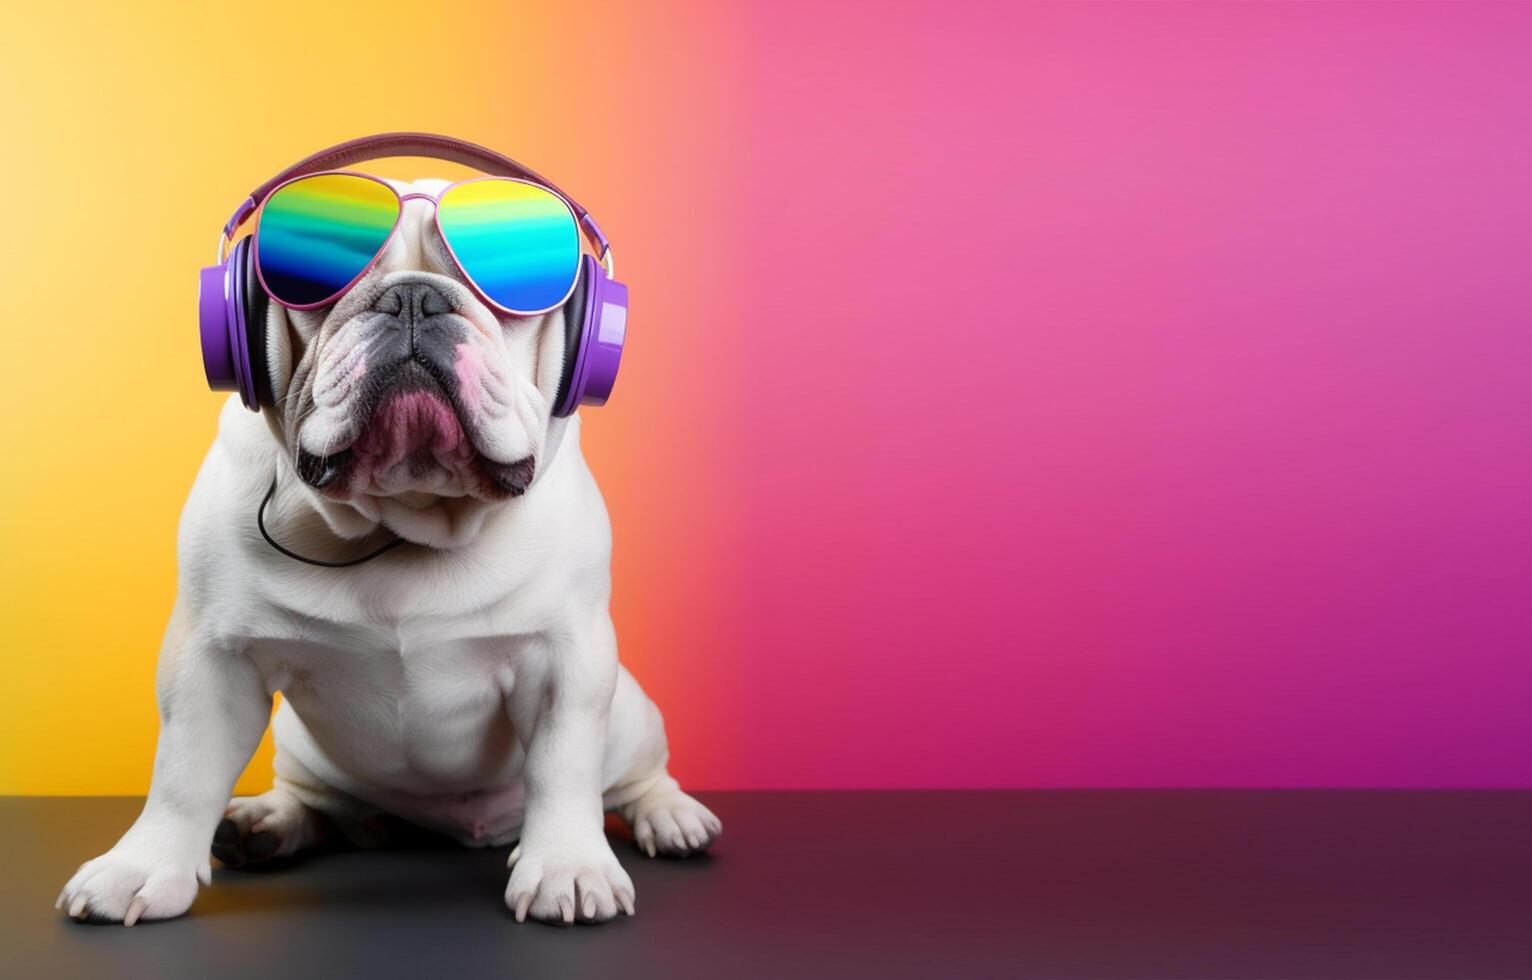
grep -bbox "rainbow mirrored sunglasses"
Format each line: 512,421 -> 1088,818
252,171 -> 583,315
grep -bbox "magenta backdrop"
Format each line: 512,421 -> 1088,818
647,1 -> 1532,789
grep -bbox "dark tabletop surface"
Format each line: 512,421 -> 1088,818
2,791 -> 1528,979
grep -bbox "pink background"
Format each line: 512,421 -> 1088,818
623,1 -> 1531,788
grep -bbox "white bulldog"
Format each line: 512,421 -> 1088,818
57,179 -> 719,926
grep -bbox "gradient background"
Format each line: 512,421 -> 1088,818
0,1 -> 1527,795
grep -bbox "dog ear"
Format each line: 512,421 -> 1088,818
265,302 -> 296,414
260,299 -> 333,453
533,307 -> 572,417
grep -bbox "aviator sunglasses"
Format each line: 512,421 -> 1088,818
253,171 -> 584,315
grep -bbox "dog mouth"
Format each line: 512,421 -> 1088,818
296,361 -> 534,499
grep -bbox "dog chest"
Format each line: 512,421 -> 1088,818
249,625 -> 529,792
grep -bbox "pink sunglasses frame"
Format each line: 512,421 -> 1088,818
250,170 -> 586,316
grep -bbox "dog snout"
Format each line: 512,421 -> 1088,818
362,278 -> 469,375
373,281 -> 454,319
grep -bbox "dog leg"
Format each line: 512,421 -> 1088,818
57,604 -> 271,924
504,615 -> 635,924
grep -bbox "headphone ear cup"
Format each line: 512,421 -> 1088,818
198,237 -> 261,411
551,255 -> 627,418
198,258 -> 239,396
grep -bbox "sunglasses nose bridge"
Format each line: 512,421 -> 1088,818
395,192 -> 447,241
395,193 -> 450,277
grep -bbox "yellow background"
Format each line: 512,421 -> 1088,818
0,0 -> 746,794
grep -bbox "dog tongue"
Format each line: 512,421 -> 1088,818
354,390 -> 468,472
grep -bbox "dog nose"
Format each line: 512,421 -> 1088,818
367,279 -> 468,369
372,281 -> 454,319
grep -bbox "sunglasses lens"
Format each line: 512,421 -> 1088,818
437,179 -> 580,313
256,174 -> 399,307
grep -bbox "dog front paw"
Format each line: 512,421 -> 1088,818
630,787 -> 722,858
56,839 -> 208,926
505,836 -> 635,924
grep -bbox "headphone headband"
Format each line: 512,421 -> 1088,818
220,132 -> 610,260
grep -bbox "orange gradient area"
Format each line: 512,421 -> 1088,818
0,0 -> 749,794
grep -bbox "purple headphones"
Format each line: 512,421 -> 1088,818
198,133 -> 627,417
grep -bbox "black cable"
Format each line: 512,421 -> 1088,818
257,477 -> 407,568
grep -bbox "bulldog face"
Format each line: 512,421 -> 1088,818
268,179 -> 569,522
